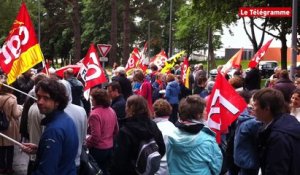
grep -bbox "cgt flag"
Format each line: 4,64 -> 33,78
82,44 -> 107,100
125,48 -> 140,75
206,72 -> 247,143
248,39 -> 273,68
150,50 -> 168,68
0,3 -> 43,84
181,57 -> 190,88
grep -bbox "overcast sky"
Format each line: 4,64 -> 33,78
215,18 -> 292,57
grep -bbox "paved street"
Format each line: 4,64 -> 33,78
0,146 -> 28,175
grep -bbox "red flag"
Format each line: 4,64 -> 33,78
206,72 -> 247,143
181,57 -> 190,88
248,39 -> 273,68
82,44 -> 107,99
150,50 -> 168,68
125,48 -> 140,75
221,48 -> 243,75
0,2 -> 43,84
55,64 -> 82,78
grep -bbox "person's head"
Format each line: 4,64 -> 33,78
0,76 -> 13,94
115,66 -> 126,76
198,63 -> 204,70
126,95 -> 150,117
23,69 -> 33,78
229,77 -> 243,89
153,99 -> 172,117
133,70 -> 145,82
291,89 -> 300,109
64,68 -> 74,79
166,74 -> 175,83
150,63 -> 158,72
294,78 -> 300,88
107,81 -> 122,100
279,69 -> 289,79
197,75 -> 207,87
252,88 -> 287,123
178,95 -> 206,121
90,87 -> 111,108
35,78 -> 68,114
33,73 -> 48,85
206,81 -> 215,93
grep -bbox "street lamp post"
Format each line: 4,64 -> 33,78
168,0 -> 173,57
291,0 -> 298,79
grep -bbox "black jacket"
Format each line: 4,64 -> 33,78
112,75 -> 133,100
258,113 -> 300,175
110,115 -> 165,175
111,95 -> 126,120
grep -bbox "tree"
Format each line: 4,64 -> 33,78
110,0 -> 117,66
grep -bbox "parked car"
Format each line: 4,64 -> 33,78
259,60 -> 278,78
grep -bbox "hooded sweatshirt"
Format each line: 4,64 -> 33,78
259,113 -> 300,175
167,122 -> 222,175
110,115 -> 165,175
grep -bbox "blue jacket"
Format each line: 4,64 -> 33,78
167,126 -> 223,175
165,80 -> 180,105
258,113 -> 300,175
234,110 -> 262,169
33,111 -> 79,175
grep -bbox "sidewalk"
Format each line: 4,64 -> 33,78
2,146 -> 29,175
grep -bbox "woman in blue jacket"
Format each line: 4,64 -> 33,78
167,95 -> 222,175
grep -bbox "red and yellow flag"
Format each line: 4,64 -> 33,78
181,57 -> 190,88
0,3 -> 43,84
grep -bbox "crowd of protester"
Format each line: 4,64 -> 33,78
1,62 -> 300,175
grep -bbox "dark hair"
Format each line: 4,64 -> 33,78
166,74 -> 175,82
153,99 -> 172,117
0,76 -> 13,94
252,88 -> 287,116
292,88 -> 300,97
229,77 -> 243,89
33,73 -> 48,85
150,64 -> 158,71
178,95 -> 206,121
126,95 -> 150,117
90,88 -> 111,108
237,90 -> 251,104
279,69 -> 289,79
108,81 -> 122,93
35,78 -> 68,111
133,70 -> 145,82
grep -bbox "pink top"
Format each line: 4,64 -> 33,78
86,106 -> 119,149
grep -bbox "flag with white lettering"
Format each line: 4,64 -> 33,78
248,39 -> 273,68
206,72 -> 247,143
82,44 -> 107,100
0,2 -> 43,84
125,48 -> 140,75
150,50 -> 168,68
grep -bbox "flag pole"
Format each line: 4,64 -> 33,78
0,83 -> 37,101
0,133 -> 23,147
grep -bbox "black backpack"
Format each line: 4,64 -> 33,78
135,138 -> 161,175
0,97 -> 11,131
124,127 -> 162,175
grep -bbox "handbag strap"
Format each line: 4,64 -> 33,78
1,96 -> 11,109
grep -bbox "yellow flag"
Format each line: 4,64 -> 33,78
161,51 -> 185,73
